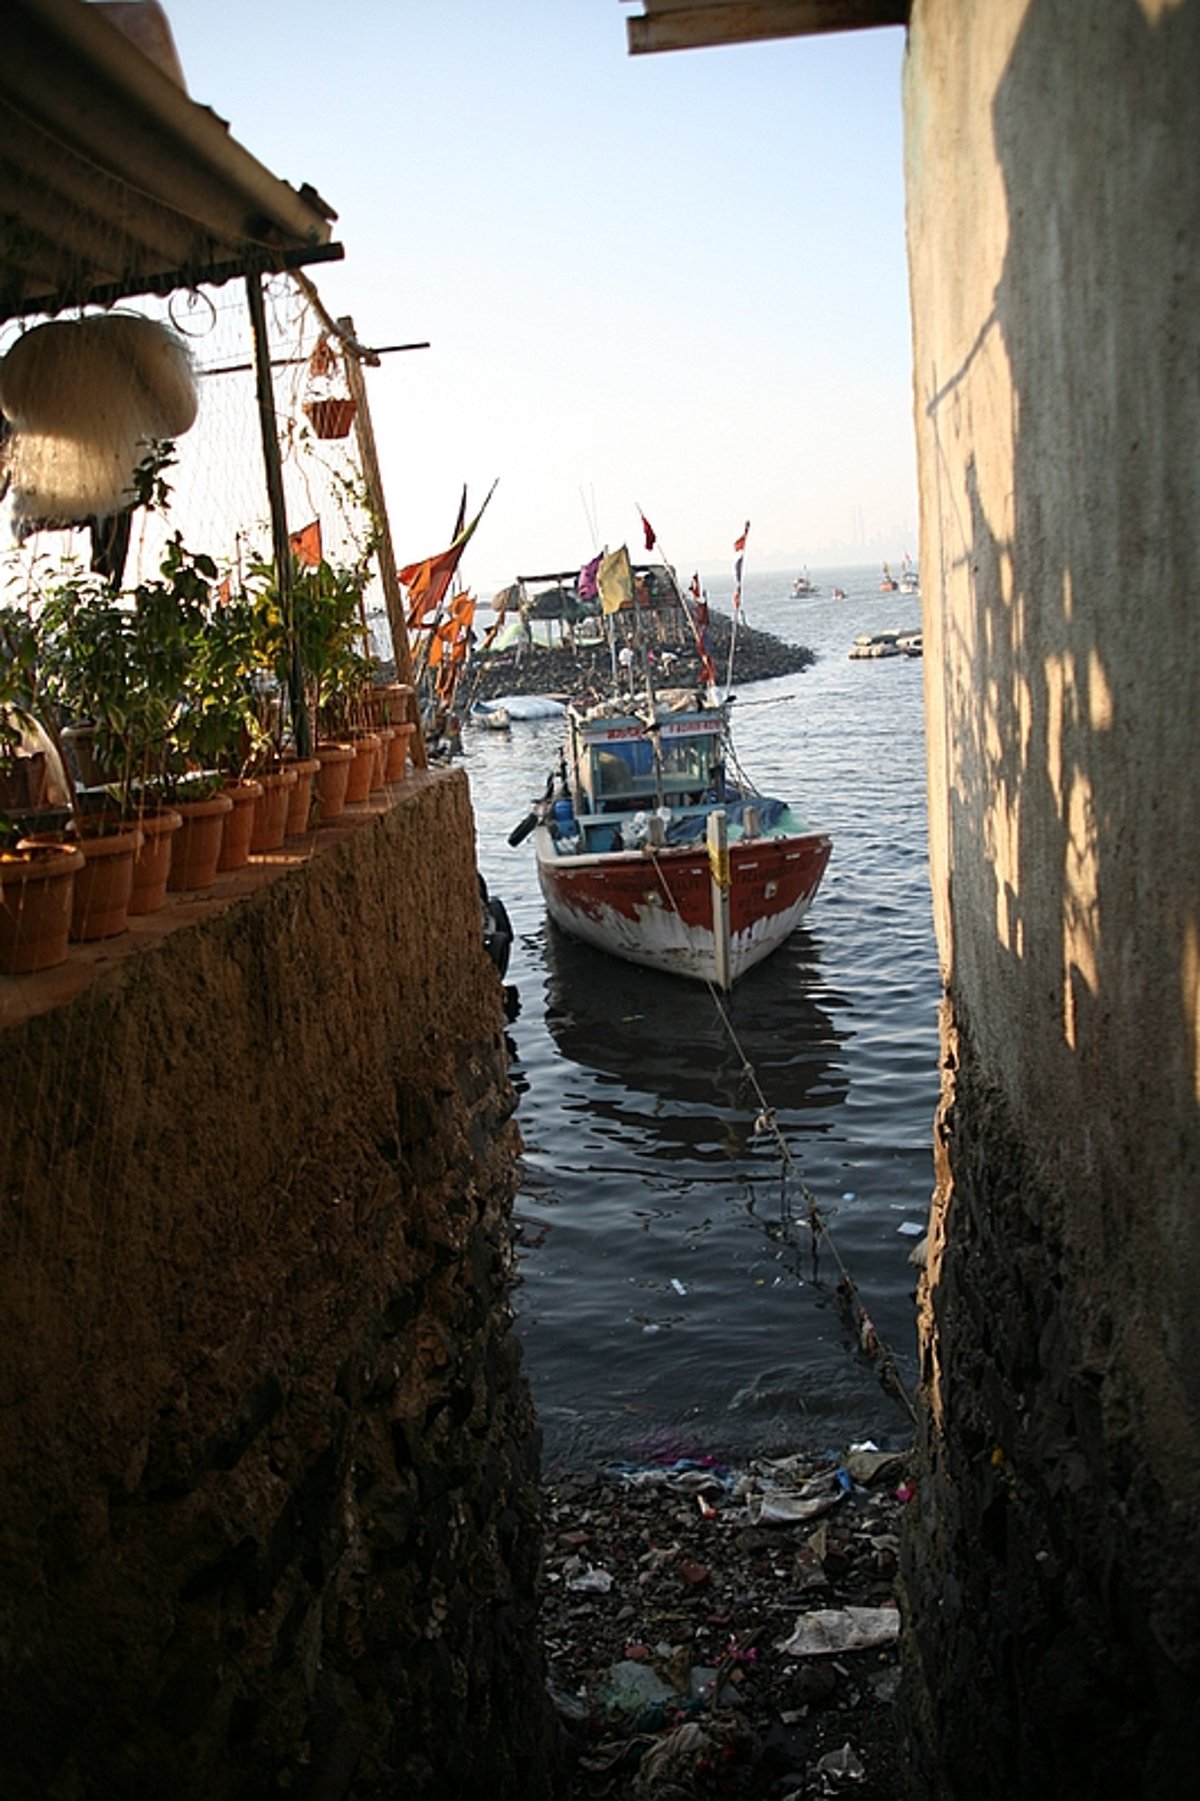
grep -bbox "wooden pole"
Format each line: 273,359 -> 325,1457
246,273 -> 310,757
707,808 -> 732,991
337,314 -> 427,769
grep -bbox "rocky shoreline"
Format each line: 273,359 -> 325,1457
464,610 -> 815,706
541,1446 -> 910,1799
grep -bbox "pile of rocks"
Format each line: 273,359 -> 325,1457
467,611 -> 816,707
541,1447 -> 912,1799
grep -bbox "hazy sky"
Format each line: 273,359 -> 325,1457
161,0 -> 916,590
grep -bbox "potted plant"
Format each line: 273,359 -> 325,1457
255,551 -> 376,821
36,544 -> 219,915
0,606 -> 83,972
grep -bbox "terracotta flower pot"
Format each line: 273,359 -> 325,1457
69,822 -> 143,941
303,396 -> 357,439
248,767 -> 298,853
369,682 -> 417,728
344,732 -> 380,805
0,843 -> 83,974
373,727 -> 394,789
128,807 -> 183,916
284,756 -> 320,836
216,779 -> 264,871
314,743 -> 354,821
384,722 -> 415,782
168,791 -> 233,891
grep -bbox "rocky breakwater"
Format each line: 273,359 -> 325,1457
468,610 -> 815,705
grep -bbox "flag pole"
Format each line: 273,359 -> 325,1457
635,509 -> 715,699
727,521 -> 750,690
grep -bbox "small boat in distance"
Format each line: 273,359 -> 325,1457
832,586 -> 847,602
899,552 -> 920,594
879,562 -> 899,592
510,691 -> 831,989
849,630 -> 902,659
792,568 -> 820,596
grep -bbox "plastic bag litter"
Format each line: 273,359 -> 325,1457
814,1741 -> 867,1785
633,1721 -> 713,1793
744,1470 -> 845,1525
601,1658 -> 677,1714
567,1565 -> 614,1593
777,1605 -> 900,1658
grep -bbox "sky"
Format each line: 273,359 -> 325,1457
159,0 -> 917,594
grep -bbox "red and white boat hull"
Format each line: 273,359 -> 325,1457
534,825 -> 831,986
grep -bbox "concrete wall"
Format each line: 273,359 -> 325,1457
0,773 -> 553,1800
901,0 -> 1200,1792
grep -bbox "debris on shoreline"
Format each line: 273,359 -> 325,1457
542,1445 -> 911,1799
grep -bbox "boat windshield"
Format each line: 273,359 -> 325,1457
576,716 -> 722,813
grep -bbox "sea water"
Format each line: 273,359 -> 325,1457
465,565 -> 938,1475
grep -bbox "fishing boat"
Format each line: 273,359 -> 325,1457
509,689 -> 831,989
792,568 -> 820,597
832,586 -> 847,602
899,552 -> 920,595
879,562 -> 899,592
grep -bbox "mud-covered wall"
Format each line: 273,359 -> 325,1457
901,1 -> 1200,1794
0,771 -> 553,1800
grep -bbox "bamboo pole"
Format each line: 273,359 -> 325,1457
246,273 -> 310,757
337,314 -> 427,769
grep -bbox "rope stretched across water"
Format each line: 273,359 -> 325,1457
644,844 -> 918,1426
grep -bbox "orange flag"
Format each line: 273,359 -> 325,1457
399,483 -> 497,627
289,519 -> 323,568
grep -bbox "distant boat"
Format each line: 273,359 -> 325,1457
792,568 -> 820,597
850,630 -> 903,660
899,552 -> 919,595
832,586 -> 847,602
879,562 -> 899,592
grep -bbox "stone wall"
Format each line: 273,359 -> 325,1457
0,772 -> 553,1800
901,1 -> 1200,1794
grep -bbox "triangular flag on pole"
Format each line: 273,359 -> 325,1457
399,481 -> 497,627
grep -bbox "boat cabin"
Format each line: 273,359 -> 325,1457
557,705 -> 727,853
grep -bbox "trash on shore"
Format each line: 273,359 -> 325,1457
541,1444 -> 910,1797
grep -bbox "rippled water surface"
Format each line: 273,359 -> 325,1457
464,567 -> 939,1475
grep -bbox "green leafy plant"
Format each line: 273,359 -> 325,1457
254,552 -> 377,738
0,604 -> 42,849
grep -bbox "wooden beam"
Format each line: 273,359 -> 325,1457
337,316 -> 429,771
625,1 -> 909,55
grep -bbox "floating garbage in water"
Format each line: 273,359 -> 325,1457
897,1219 -> 925,1236
670,1276 -> 688,1296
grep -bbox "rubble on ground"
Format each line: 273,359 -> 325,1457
542,1446 -> 912,1799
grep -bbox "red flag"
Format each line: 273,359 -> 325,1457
638,507 -> 656,552
732,520 -> 750,610
289,519 -> 323,568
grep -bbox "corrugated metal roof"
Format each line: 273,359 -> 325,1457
623,1 -> 909,56
0,0 -> 341,322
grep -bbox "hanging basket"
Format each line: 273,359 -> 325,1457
303,397 -> 358,440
